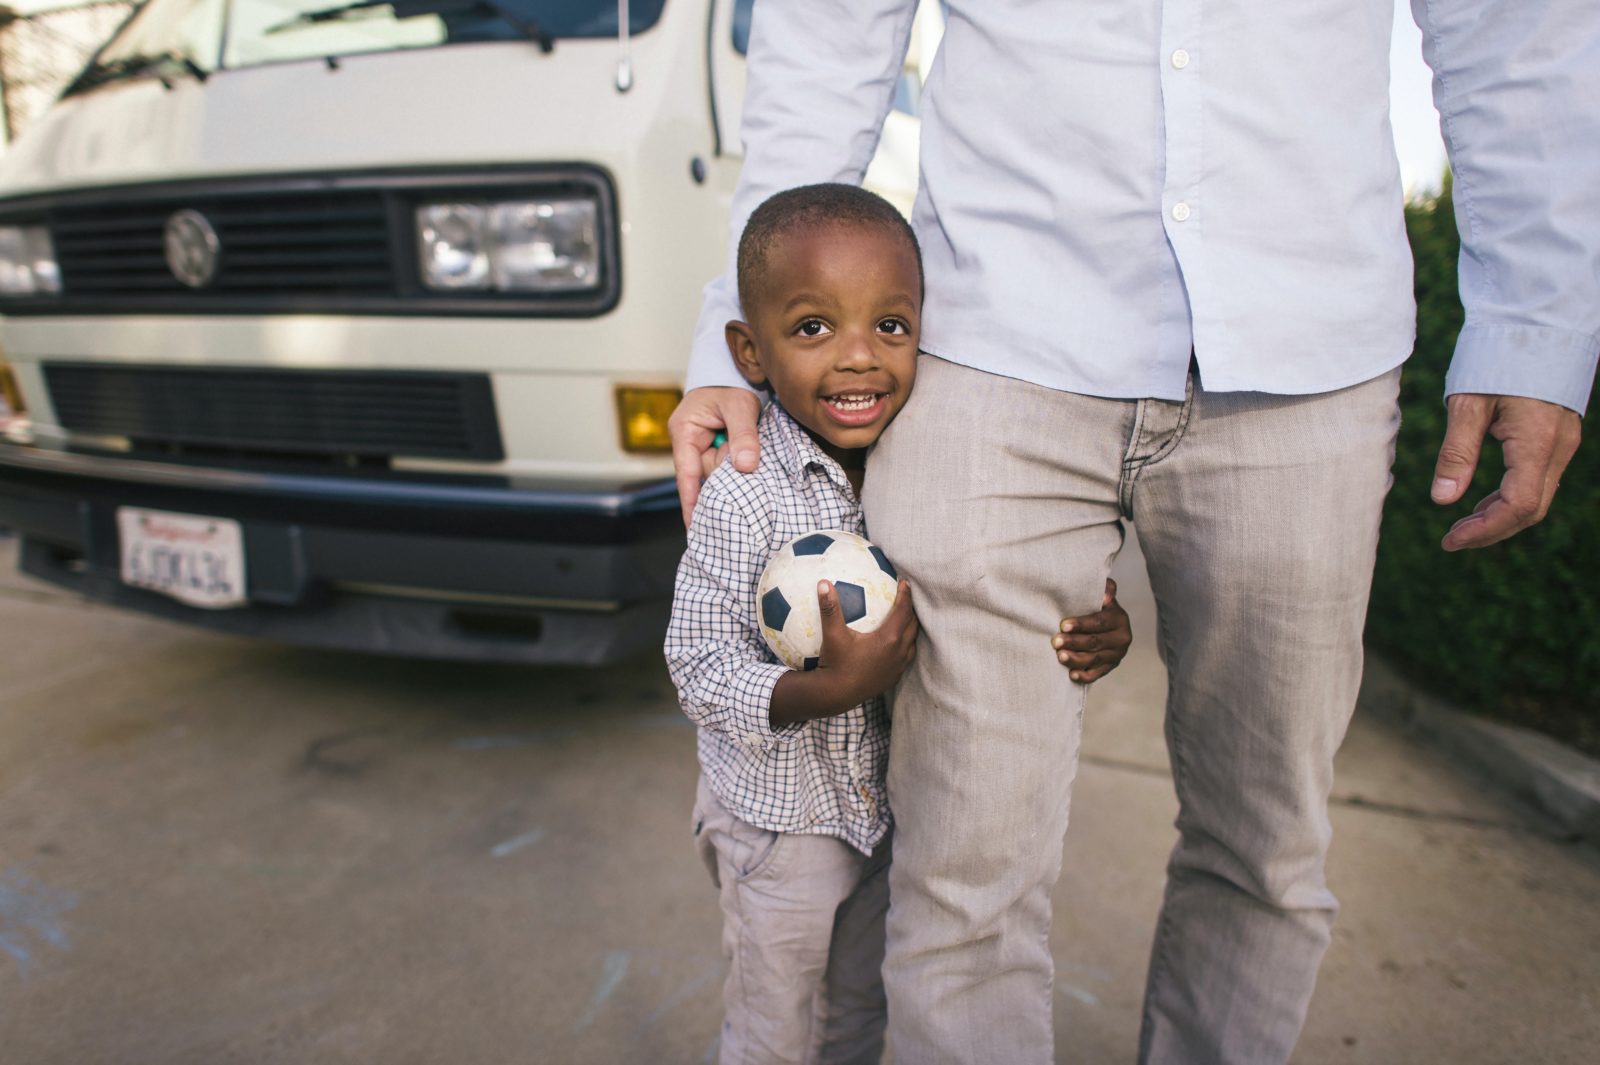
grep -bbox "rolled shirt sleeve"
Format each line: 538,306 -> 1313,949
665,479 -> 799,750
684,0 -> 918,394
1412,0 -> 1600,415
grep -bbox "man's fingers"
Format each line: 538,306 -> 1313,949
672,450 -> 705,529
668,387 -> 764,526
1440,398 -> 1581,552
699,443 -> 726,480
1432,394 -> 1492,505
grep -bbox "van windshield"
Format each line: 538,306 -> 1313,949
67,0 -> 669,92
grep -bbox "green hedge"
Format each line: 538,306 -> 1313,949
1366,176 -> 1600,755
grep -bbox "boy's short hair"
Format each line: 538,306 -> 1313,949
736,183 -> 923,314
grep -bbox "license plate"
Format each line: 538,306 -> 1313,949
117,507 -> 247,609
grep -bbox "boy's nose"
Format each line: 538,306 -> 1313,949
835,331 -> 879,370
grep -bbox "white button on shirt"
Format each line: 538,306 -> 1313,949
688,0 -> 1599,416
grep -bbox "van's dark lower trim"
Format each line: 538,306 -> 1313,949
0,441 -> 684,665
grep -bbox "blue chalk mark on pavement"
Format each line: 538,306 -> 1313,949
0,867 -> 77,978
490,828 -> 547,858
576,950 -> 631,1029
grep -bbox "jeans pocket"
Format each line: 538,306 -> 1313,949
726,816 -> 785,884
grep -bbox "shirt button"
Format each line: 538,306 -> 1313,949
1171,202 -> 1192,222
1171,49 -> 1190,70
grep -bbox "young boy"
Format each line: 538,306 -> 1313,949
665,184 -> 1132,1065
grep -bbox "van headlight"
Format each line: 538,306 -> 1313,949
0,226 -> 61,296
416,200 -> 600,293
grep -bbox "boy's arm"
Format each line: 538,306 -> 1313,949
664,481 -> 800,749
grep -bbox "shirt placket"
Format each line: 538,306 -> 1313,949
1159,0 -> 1209,376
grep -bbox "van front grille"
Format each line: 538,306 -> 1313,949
51,190 -> 396,298
43,363 -> 504,461
0,167 -> 618,317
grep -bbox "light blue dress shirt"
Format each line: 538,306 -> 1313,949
686,0 -> 1598,416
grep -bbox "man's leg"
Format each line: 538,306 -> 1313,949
1129,369 -> 1402,1064
863,355 -> 1130,1063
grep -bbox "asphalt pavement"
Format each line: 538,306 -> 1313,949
1,530 -> 1597,1064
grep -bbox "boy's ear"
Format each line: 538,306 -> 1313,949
725,320 -> 768,388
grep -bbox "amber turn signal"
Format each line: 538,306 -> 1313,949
615,385 -> 681,453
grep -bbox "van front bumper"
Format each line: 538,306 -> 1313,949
0,441 -> 685,665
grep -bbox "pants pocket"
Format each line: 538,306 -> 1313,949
724,813 -> 785,884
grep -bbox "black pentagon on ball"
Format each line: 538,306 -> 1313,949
791,532 -> 835,556
761,587 -> 792,631
869,545 -> 898,580
835,581 -> 867,625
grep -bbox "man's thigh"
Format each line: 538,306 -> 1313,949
1130,368 -> 1402,885
864,356 -> 1131,844
862,355 -> 1131,1054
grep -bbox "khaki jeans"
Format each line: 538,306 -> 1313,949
862,355 -> 1401,1064
694,776 -> 893,1065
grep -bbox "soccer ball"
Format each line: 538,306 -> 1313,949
757,529 -> 900,670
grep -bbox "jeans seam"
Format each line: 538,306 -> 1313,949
1119,399 -> 1148,515
1133,373 -> 1197,474
1140,591 -> 1191,1054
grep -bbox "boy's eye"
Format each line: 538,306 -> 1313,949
796,319 -> 830,337
878,318 -> 910,335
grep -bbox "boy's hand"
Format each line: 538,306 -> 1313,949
816,578 -> 919,708
771,578 -> 918,726
1052,578 -> 1132,683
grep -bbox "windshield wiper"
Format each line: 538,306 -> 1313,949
65,50 -> 209,96
265,0 -> 554,53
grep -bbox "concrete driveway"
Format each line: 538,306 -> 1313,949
1,531 -> 1596,1064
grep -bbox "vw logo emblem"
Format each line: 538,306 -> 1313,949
164,209 -> 220,288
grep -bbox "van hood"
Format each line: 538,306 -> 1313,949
0,29 -> 701,198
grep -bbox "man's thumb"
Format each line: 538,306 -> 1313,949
1433,396 -> 1491,505
729,425 -> 760,473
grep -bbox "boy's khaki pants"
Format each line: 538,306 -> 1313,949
862,354 -> 1403,1065
693,775 -> 892,1065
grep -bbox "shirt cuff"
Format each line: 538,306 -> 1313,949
732,661 -> 806,751
1446,323 -> 1599,416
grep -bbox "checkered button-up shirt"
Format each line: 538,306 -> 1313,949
665,402 -> 891,855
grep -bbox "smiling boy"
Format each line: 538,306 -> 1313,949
665,184 -> 1131,1064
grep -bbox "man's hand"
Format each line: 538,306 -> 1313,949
1052,578 -> 1133,683
669,387 -> 762,527
1431,394 -> 1582,551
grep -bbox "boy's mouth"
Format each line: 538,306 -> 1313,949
819,391 -> 889,427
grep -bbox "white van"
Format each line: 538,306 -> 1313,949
0,0 -> 936,664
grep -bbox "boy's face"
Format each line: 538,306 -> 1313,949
727,221 -> 920,465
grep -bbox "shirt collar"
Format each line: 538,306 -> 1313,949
763,401 -> 857,497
